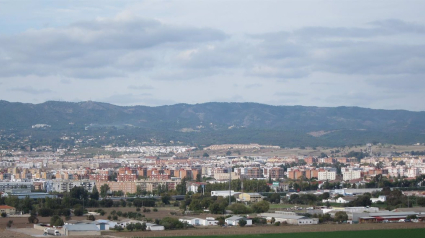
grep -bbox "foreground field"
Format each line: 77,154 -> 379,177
152,228 -> 425,238
107,222 -> 425,237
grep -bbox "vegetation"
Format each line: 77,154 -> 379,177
3,101 -> 425,149
159,229 -> 425,238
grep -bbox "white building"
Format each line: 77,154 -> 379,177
342,169 -> 361,181
225,216 -> 252,226
318,169 -> 336,181
211,190 -> 241,197
258,213 -> 318,225
179,217 -> 203,226
370,195 -> 386,203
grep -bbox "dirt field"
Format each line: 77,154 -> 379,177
106,222 -> 425,238
192,144 -> 425,157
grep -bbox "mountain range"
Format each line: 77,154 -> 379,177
1,100 -> 425,148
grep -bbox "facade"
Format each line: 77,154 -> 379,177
238,193 -> 263,202
317,169 -> 336,181
0,182 -> 33,192
63,224 -> 101,236
225,216 -> 252,226
342,169 -> 362,181
370,195 -> 386,203
259,213 -> 318,225
0,205 -> 15,215
211,190 -> 241,197
50,180 -> 96,193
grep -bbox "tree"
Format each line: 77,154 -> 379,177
159,217 -> 185,230
73,207 -> 84,216
38,208 -> 53,217
100,184 -> 110,198
334,211 -> 348,223
251,201 -> 270,213
114,225 -> 123,231
202,153 -> 209,158
226,151 -> 232,156
28,215 -> 39,224
161,193 -> 172,205
238,219 -> 247,227
126,223 -> 135,231
90,185 -> 100,200
50,215 -> 64,226
228,203 -> 252,214
141,222 -> 147,231
87,215 -> 95,221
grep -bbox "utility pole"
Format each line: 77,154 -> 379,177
229,166 -> 232,205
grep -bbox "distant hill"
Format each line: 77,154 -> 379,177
1,100 -> 425,147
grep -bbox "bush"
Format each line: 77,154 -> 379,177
159,217 -> 185,230
50,215 -> 64,227
73,208 -> 84,216
28,215 -> 39,224
250,201 -> 270,213
87,214 -> 95,221
6,220 -> 13,228
274,221 -> 281,226
238,219 -> 247,227
1,212 -> 6,218
113,225 -> 123,231
228,203 -> 252,214
153,208 -> 158,212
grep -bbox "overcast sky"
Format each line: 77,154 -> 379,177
1,0 -> 425,111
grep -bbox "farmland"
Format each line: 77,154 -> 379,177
149,228 -> 425,238
107,222 -> 425,237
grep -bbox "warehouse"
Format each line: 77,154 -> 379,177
258,213 -> 318,225
63,224 -> 101,236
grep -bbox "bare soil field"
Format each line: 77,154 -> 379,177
0,229 -> 32,238
193,144 -> 425,158
106,222 -> 425,238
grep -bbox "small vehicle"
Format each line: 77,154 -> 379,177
44,228 -> 61,236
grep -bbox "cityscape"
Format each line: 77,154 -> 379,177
1,1 -> 425,238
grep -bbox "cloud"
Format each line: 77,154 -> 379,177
0,17 -> 227,79
10,86 -> 52,95
244,83 -> 262,89
244,19 -> 425,79
128,84 -> 154,90
274,92 -> 304,97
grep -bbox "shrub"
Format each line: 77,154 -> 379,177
113,225 -> 123,231
28,215 -> 39,224
6,220 -> 13,228
1,212 -> 6,218
238,219 -> 247,227
50,215 -> 64,227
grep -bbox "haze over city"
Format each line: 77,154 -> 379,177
1,1 -> 425,110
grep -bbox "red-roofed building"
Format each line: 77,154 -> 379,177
0,205 -> 15,215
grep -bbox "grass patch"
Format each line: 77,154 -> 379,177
154,228 -> 425,238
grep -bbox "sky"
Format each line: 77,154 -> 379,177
1,0 -> 425,111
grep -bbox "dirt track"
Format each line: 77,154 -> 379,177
106,222 -> 425,238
